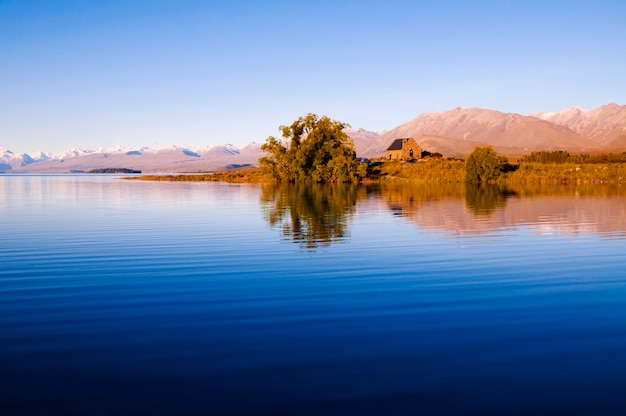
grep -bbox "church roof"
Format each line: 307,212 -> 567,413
386,138 -> 405,151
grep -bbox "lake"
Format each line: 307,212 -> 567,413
1,175 -> 626,415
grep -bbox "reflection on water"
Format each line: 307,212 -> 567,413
260,183 -> 366,248
384,182 -> 626,237
464,183 -> 513,215
263,182 -> 626,245
3,176 -> 626,415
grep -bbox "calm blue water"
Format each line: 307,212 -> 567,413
1,175 -> 626,415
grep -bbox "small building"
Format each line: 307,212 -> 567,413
385,137 -> 421,160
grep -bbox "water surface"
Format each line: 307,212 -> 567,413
1,176 -> 626,415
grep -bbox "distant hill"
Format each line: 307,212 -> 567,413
531,103 -> 626,150
3,103 -> 625,173
5,145 -> 266,174
344,127 -> 382,151
359,106 -> 614,157
531,103 -> 626,146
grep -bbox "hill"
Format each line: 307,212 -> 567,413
532,103 -> 626,150
359,107 -> 606,157
531,103 -> 626,147
7,145 -> 265,174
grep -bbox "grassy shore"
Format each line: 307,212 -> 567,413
123,166 -> 272,183
368,158 -> 466,183
124,157 -> 626,185
506,162 -> 626,184
371,158 -> 626,185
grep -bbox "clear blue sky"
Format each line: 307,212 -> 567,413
1,0 -> 625,153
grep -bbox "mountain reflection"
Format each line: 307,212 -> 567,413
260,183 -> 365,249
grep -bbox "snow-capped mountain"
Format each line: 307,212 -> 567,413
1,143 -> 266,173
0,147 -> 40,170
0,147 -> 108,170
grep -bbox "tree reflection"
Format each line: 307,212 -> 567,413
380,183 -> 466,217
464,184 -> 516,216
260,183 -> 365,249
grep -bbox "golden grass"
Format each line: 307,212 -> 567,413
367,158 -> 466,183
124,159 -> 626,185
371,159 -> 626,185
123,166 -> 273,183
504,162 -> 626,185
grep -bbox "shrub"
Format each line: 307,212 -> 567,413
465,146 -> 508,183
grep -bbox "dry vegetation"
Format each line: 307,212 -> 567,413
506,162 -> 626,185
125,152 -> 626,185
125,166 -> 272,183
365,157 -> 466,183
369,151 -> 626,185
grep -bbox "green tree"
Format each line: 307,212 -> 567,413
259,114 -> 366,183
465,146 -> 507,183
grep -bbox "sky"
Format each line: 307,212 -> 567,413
1,0 -> 625,154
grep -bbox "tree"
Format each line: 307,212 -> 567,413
259,114 -> 367,183
465,146 -> 507,183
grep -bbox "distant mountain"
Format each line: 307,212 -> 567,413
3,103 -> 625,173
0,148 -> 20,170
54,148 -> 103,160
344,127 -> 382,150
0,146 -> 131,171
4,144 -> 266,174
531,103 -> 626,149
359,107 -> 606,157
0,147 -> 42,170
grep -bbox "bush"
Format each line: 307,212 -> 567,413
465,146 -> 507,183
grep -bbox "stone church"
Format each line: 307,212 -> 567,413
385,137 -> 421,160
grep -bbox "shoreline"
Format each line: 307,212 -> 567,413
123,159 -> 626,185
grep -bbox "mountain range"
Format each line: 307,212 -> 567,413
357,103 -> 626,158
2,103 -> 625,173
0,144 -> 266,173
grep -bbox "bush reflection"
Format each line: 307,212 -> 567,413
464,184 -> 514,216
